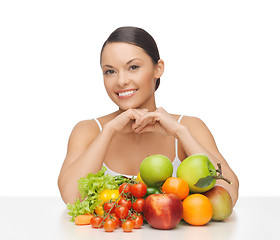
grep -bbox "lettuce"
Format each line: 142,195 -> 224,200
66,166 -> 130,221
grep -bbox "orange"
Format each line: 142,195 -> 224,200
162,177 -> 189,200
182,194 -> 213,226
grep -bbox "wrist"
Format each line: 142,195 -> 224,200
175,124 -> 190,140
103,122 -> 117,138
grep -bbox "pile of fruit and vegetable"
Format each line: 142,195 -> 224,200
67,154 -> 234,232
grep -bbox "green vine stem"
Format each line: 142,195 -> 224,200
98,181 -> 133,228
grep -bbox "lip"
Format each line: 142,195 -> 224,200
116,89 -> 138,99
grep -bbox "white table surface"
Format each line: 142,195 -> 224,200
0,196 -> 279,240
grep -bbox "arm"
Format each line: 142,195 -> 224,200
58,109 -> 146,204
176,117 -> 239,206
58,120 -> 115,204
134,108 -> 239,206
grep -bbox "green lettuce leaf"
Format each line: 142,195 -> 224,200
66,166 -> 130,222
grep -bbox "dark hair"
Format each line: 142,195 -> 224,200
100,26 -> 161,91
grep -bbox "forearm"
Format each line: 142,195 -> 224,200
175,125 -> 239,206
58,124 -> 115,204
175,125 -> 216,160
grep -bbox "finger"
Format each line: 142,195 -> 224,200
138,108 -> 148,112
135,124 -> 155,134
129,110 -> 146,131
155,107 -> 166,113
126,109 -> 142,122
137,112 -> 159,125
136,124 -> 159,134
133,109 -> 149,124
134,117 -> 156,133
138,123 -> 166,135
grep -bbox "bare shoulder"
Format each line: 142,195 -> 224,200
72,119 -> 100,136
180,115 -> 217,144
180,116 -> 209,132
97,111 -> 119,127
180,115 -> 220,153
67,119 -> 101,150
71,111 -> 118,137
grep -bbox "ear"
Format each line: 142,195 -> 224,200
154,59 -> 164,78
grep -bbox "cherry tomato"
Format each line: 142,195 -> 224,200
122,220 -> 134,232
115,205 -> 129,219
104,214 -> 120,228
119,183 -> 132,197
111,215 -> 120,229
90,216 -> 104,228
103,219 -> 116,232
131,182 -> 147,198
132,198 -> 145,213
130,213 -> 144,229
118,197 -> 132,210
103,201 -> 116,214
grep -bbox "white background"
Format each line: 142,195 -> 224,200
0,0 -> 279,198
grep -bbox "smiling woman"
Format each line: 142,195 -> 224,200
57,26 -> 239,206
101,42 -> 163,111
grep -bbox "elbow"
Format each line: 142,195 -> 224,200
57,175 -> 79,205
58,175 -> 72,205
231,175 -> 239,207
57,176 -> 67,204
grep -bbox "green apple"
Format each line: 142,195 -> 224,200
177,154 -> 217,193
203,185 -> 233,221
140,154 -> 173,187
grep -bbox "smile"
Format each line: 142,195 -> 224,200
117,89 -> 137,98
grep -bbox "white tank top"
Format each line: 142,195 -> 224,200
93,115 -> 184,178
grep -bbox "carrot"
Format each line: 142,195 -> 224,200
74,214 -> 93,225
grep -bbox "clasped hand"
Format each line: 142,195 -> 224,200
112,107 -> 182,137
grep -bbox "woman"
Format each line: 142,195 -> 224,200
58,26 -> 239,206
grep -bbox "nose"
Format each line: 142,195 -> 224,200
117,70 -> 130,87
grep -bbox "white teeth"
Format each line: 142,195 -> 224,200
118,90 -> 136,97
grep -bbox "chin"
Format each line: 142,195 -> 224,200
119,104 -> 138,111
116,101 -> 140,111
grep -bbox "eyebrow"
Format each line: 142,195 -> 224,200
102,58 -> 141,68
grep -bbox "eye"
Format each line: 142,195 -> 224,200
129,65 -> 139,70
104,69 -> 115,75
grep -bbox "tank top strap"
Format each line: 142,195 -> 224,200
92,118 -> 102,131
175,115 -> 184,157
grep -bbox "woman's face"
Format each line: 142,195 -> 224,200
100,42 -> 163,111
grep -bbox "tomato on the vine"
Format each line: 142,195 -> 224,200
103,219 -> 116,232
104,214 -> 120,229
115,205 -> 129,219
111,215 -> 120,228
131,182 -> 147,198
132,198 -> 145,213
90,216 -> 104,228
103,201 -> 116,214
129,213 -> 144,229
119,183 -> 132,197
118,197 -> 132,210
122,220 -> 134,232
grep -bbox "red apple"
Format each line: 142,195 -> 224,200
143,193 -> 183,230
203,185 -> 233,221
